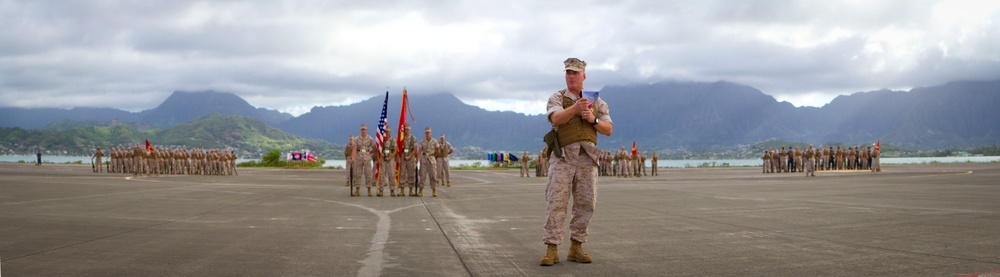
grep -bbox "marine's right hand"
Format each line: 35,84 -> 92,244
574,98 -> 591,113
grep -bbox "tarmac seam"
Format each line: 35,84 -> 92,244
420,197 -> 476,277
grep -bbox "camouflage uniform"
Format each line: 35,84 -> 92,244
418,130 -> 440,192
344,137 -> 354,186
651,151 -> 659,176
762,149 -> 771,174
538,147 -> 548,177
437,136 -> 453,186
640,152 -> 647,176
847,147 -> 856,170
543,88 -> 612,246
354,134 -> 376,189
872,147 -> 881,172
379,130 -> 397,196
860,147 -> 869,170
804,145 -> 816,177
776,147 -> 784,173
521,151 -> 531,177
401,130 -> 418,193
92,147 -> 104,173
794,147 -> 803,172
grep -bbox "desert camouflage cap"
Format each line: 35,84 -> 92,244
404,124 -> 411,130
360,123 -> 367,129
424,127 -> 432,132
564,57 -> 586,72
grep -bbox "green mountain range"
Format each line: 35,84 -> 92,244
0,114 -> 341,158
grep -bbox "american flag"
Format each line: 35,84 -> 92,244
374,90 -> 389,178
375,90 -> 389,153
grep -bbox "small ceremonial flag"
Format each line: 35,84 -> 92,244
145,139 -> 154,153
632,140 -> 637,156
876,140 -> 880,151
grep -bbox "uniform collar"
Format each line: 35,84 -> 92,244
562,89 -> 581,100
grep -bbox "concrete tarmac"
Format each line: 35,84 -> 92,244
1,163 -> 999,276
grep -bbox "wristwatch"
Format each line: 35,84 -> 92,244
593,118 -> 600,125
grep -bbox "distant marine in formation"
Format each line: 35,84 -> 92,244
99,143 -> 238,176
762,142 -> 881,175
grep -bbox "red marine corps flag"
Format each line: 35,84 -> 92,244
631,140 -> 637,156
145,139 -> 154,153
396,88 -> 415,183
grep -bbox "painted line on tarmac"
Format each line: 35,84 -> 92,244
903,170 -> 973,178
290,196 -> 424,277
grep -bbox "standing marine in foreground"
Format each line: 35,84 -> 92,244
540,57 -> 613,266
417,127 -> 440,197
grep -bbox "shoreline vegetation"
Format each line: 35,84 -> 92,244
7,157 -> 998,169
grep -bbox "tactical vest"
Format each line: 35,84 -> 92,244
439,143 -> 450,158
403,135 -> 416,155
382,138 -> 395,158
343,144 -> 353,157
556,95 -> 598,147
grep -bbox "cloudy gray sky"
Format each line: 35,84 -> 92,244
2,0 -> 998,115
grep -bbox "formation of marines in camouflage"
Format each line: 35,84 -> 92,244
97,144 -> 238,176
597,148 -> 654,177
344,123 -> 452,198
532,146 -> 658,178
762,143 -> 882,176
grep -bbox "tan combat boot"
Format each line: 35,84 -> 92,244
539,243 -> 559,266
389,190 -> 395,197
354,187 -> 360,197
367,187 -> 372,197
377,188 -> 383,197
432,188 -> 437,197
567,240 -> 592,263
418,187 -> 424,197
